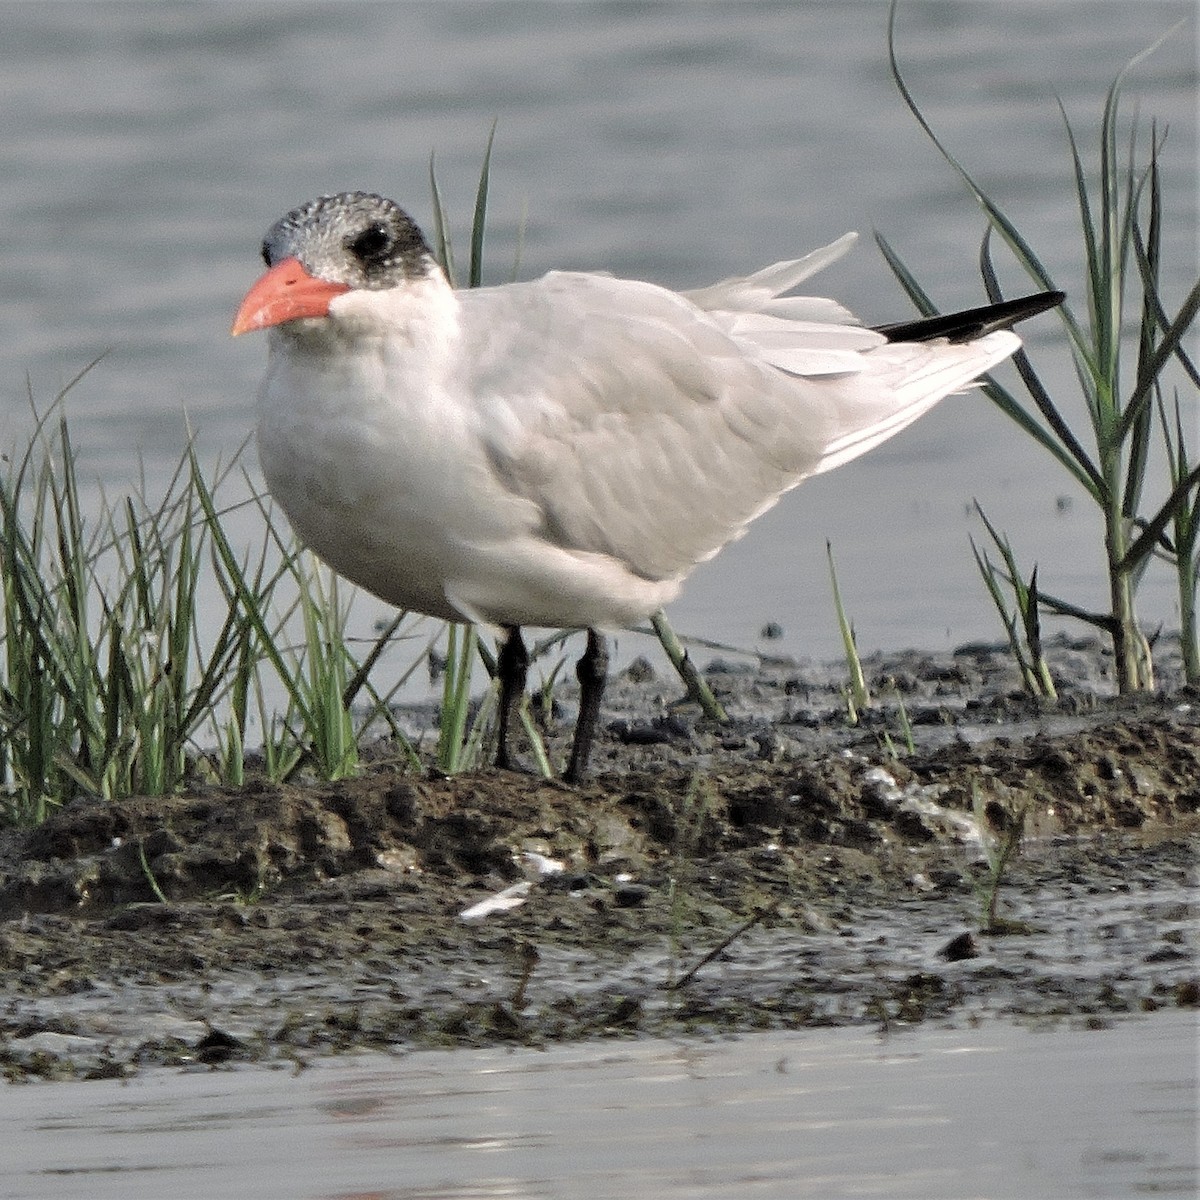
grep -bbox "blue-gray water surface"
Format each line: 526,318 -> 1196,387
2,1014 -> 1196,1199
1,1 -> 1196,669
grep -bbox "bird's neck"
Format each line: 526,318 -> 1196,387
321,268 -> 460,352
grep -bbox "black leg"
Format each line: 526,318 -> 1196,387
564,629 -> 608,784
495,627 -> 528,771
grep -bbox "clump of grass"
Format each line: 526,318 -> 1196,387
435,623 -> 491,774
283,554 -> 359,780
971,783 -> 1032,935
0,387 -> 260,819
970,503 -> 1058,700
880,7 -> 1200,690
824,544 -> 921,753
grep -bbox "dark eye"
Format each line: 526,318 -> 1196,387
347,223 -> 391,263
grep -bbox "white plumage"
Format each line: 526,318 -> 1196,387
233,191 -> 1059,778
250,231 -> 1019,629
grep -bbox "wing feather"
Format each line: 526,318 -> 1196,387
461,275 -> 830,581
455,241 -> 1018,585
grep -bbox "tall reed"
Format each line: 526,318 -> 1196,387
880,7 -> 1200,688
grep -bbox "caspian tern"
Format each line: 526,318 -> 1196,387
232,191 -> 1061,781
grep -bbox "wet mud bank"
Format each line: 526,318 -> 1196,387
1,637 -> 1197,1080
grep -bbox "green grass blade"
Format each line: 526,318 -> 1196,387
1134,230 -> 1200,392
436,623 -> 477,773
428,152 -> 456,286
886,1 -> 1059,298
826,541 -> 870,715
342,611 -> 406,710
469,121 -> 497,290
649,609 -> 727,721
1119,460 -> 1200,574
517,702 -> 553,778
970,536 -> 1035,690
1118,278 -> 1200,444
1058,97 -> 1104,365
1122,132 -> 1163,517
873,230 -> 938,318
977,229 -> 1105,497
189,444 -> 318,737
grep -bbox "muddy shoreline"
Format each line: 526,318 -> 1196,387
1,635 -> 1196,1080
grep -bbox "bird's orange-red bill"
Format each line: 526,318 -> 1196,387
231,257 -> 350,335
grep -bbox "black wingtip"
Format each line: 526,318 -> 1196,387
874,290 -> 1066,344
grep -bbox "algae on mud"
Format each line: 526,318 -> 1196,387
0,637 -> 1196,1080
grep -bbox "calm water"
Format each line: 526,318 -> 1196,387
2,1014 -> 1196,1199
0,1 -> 1196,664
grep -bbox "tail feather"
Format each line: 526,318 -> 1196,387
683,233 -> 859,318
812,329 -> 1021,476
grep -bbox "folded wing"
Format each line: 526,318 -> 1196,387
460,239 -> 1019,583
